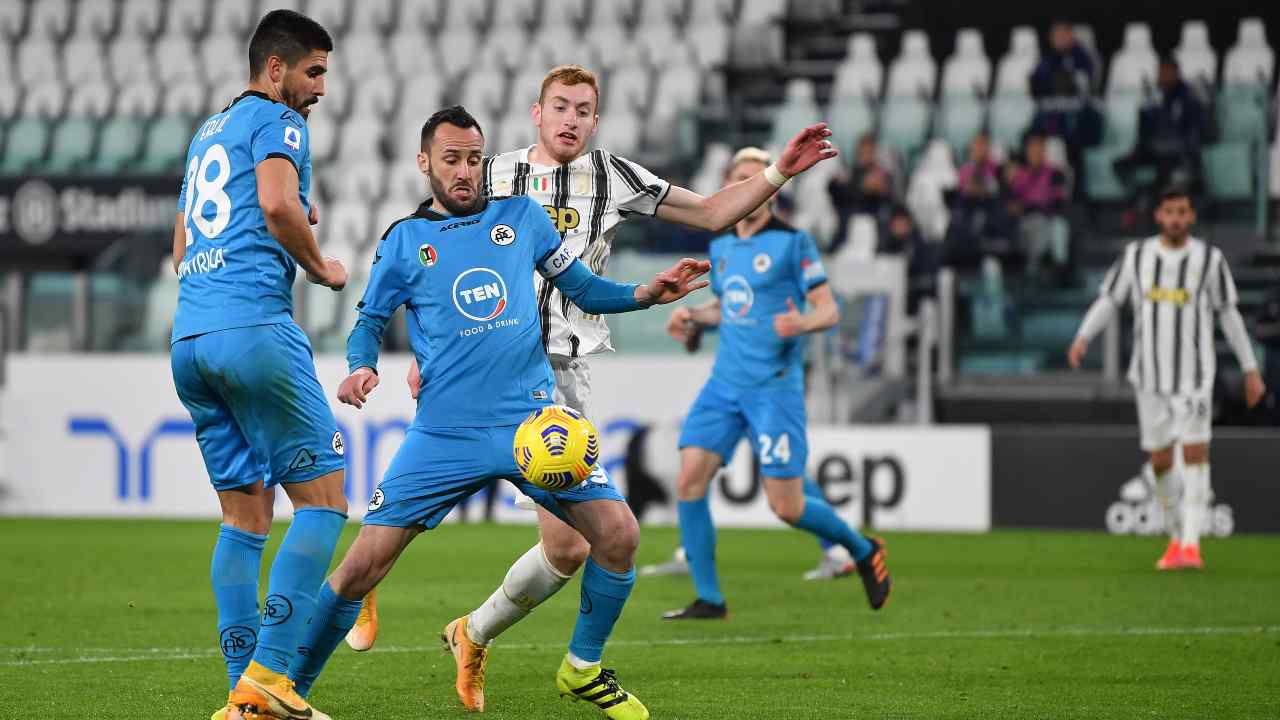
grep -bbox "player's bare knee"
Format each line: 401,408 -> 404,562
543,534 -> 590,575
1182,443 -> 1209,465
767,493 -> 804,524
1149,448 -> 1175,474
594,513 -> 640,568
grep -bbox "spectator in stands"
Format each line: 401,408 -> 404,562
1030,21 -> 1102,176
1004,133 -> 1070,276
946,132 -> 1003,263
878,204 -> 939,313
828,133 -> 898,249
1031,22 -> 1095,98
1113,58 -> 1207,228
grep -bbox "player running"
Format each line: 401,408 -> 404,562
661,147 -> 891,620
1068,187 -> 1265,570
345,64 -> 839,710
285,105 -> 709,719
170,10 -> 347,720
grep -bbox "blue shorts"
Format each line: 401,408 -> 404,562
171,322 -> 345,491
363,424 -> 625,529
678,375 -> 808,478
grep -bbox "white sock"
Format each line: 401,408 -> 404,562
566,651 -> 599,670
1151,464 -> 1183,542
825,544 -> 853,563
468,543 -> 572,645
1180,463 -> 1209,549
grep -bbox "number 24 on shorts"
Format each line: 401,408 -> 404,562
757,433 -> 791,465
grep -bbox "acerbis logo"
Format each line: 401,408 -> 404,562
440,217 -> 480,232
722,275 -> 753,318
452,267 -> 508,321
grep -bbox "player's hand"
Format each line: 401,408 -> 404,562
338,367 -> 380,409
307,256 -> 347,291
638,258 -> 711,306
407,357 -> 421,400
1244,369 -> 1266,409
667,306 -> 694,342
776,122 -> 839,177
308,203 -> 320,225
1067,337 -> 1089,370
773,297 -> 809,338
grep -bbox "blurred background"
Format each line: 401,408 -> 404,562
1,0 -> 1277,534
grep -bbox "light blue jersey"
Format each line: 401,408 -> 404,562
173,91 -> 312,342
708,217 -> 828,387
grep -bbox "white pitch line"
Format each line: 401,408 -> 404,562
2,625 -> 1276,668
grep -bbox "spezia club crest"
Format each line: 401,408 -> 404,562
753,253 -> 772,273
368,488 -> 385,512
331,431 -> 344,456
491,224 -> 516,246
419,243 -> 438,267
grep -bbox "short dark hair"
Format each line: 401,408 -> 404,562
420,105 -> 484,151
1157,185 -> 1193,207
248,10 -> 333,79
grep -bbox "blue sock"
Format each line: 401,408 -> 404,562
289,581 -> 363,698
568,559 -> 635,664
793,497 -> 874,562
677,497 -> 723,606
251,507 -> 347,674
212,524 -> 268,689
802,476 -> 836,552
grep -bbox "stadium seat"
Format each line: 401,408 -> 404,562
611,54 -> 654,114
1072,24 -> 1103,92
389,28 -> 433,80
688,0 -> 736,26
166,0 -> 209,37
307,109 -> 340,163
397,74 -> 444,125
1101,92 -> 1142,152
327,159 -> 385,201
544,0 -> 589,27
988,92 -> 1035,152
45,116 -> 98,174
154,35 -> 201,85
906,139 -> 958,240
23,84 -> 67,118
0,82 -> 19,121
386,161 -> 427,202
738,0 -> 786,25
318,200 -> 373,252
339,32 -> 391,82
28,0 -> 72,39
0,116 -> 50,175
788,0 -> 840,23
119,0 -> 162,38
109,33 -> 152,84
139,115 -> 196,174
210,0 -> 258,37
637,0 -> 680,28
201,35 -> 242,86
787,154 -> 839,245
587,23 -> 631,72
460,61 -> 511,118
938,94 -> 986,157
1174,21 -> 1217,87
1083,146 -> 1128,201
305,0 -> 350,36
491,0 -> 538,29
17,38 -> 61,86
435,27 -> 483,82
78,0 -> 118,38
117,80 -> 160,116
591,0 -> 638,30
995,26 -> 1038,95
160,82 -> 204,116
828,97 -> 876,159
67,82 -> 113,118
730,20 -> 785,70
1217,84 -> 1269,142
1202,142 -> 1255,200
686,18 -> 731,68
769,79 -> 821,151
637,19 -> 683,68
886,30 -> 937,98
91,116 -> 145,173
206,78 -> 246,115
496,113 -> 535,153
336,112 -> 384,161
353,73 -> 398,118
1223,18 -> 1274,86
440,0 -> 488,36
878,96 -> 931,159
0,1 -> 26,39
1106,23 -> 1158,96
62,34 -> 107,82
396,0 -> 443,32
484,25 -> 528,72
941,28 -> 991,97
832,34 -> 883,101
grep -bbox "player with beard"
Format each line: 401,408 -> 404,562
1069,187 -> 1264,570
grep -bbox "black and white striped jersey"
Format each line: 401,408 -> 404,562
1099,236 -> 1240,395
481,145 -> 671,358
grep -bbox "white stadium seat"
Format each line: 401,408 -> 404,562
29,0 -> 71,39
354,73 -> 398,119
154,35 -> 201,84
349,0 -> 397,32
995,26 -> 1039,95
305,0 -> 350,36
320,201 -> 373,251
769,78 -> 821,150
495,113 -> 535,154
109,33 -> 152,84
1223,17 -> 1274,85
398,0 -> 446,31
201,35 -> 242,85
337,114 -> 384,162
166,0 -> 209,37
17,38 -> 62,85
210,0 -> 258,37
62,34 -> 107,82
686,18 -> 730,68
595,108 -> 642,158
832,33 -> 883,101
389,28 -> 431,80
1106,23 -> 1158,96
1175,21 -> 1217,86
460,61 -> 512,118
587,23 -> 631,72
543,0 -> 589,28
386,161 -> 428,203
0,1 -> 26,39
307,107 -> 341,162
486,25 -> 529,72
941,28 -> 991,97
338,31 -> 391,81
434,27 -> 482,83
440,0 -> 488,36
737,0 -> 785,25
327,159 -> 386,201
67,82 -> 114,118
491,0 -> 539,29
610,54 -> 653,114
906,139 -> 958,241
118,80 -> 159,116
161,82 -> 204,116
23,83 -> 67,118
78,0 -> 118,38
637,19 -> 682,68
119,0 -> 162,38
397,74 -> 445,122
886,30 -> 937,98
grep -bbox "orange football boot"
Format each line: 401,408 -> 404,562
1179,544 -> 1204,570
1155,540 -> 1183,570
344,590 -> 378,651
441,615 -> 489,712
229,660 -> 329,720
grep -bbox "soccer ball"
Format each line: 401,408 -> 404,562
513,405 -> 600,491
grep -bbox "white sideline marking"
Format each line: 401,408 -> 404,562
2,625 -> 1276,668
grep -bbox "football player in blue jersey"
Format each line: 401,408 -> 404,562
661,147 -> 893,620
285,106 -> 708,719
168,10 -> 348,720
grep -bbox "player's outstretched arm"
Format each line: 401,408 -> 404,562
549,257 -> 710,314
1068,296 -> 1117,369
773,284 -> 839,338
256,157 -> 346,290
668,300 -> 721,340
338,314 -> 388,409
655,123 -> 838,231
1219,307 -> 1265,407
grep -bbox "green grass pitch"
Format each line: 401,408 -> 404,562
1,519 -> 1278,719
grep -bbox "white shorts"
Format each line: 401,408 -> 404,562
515,356 -> 594,511
1135,389 -> 1212,452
